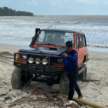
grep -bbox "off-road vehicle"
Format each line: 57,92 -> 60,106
11,28 -> 88,89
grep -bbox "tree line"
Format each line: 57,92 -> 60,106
0,7 -> 34,16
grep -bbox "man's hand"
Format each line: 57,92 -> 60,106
63,53 -> 68,57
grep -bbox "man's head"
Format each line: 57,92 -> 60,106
66,41 -> 73,52
66,40 -> 73,48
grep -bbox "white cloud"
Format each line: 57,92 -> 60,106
76,0 -> 97,4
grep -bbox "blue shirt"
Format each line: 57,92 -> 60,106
63,50 -> 78,74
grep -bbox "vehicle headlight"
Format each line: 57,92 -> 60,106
28,57 -> 34,63
15,53 -> 20,60
42,58 -> 48,65
35,58 -> 41,64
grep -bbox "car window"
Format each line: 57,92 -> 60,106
78,34 -> 86,48
36,31 -> 74,46
76,34 -> 79,48
64,33 -> 74,44
44,31 -> 65,45
38,31 -> 45,42
83,35 -> 86,46
36,31 -> 65,46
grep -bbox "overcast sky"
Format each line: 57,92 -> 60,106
0,0 -> 108,15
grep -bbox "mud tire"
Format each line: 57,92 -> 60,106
11,67 -> 28,89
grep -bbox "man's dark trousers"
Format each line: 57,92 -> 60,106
67,72 -> 82,100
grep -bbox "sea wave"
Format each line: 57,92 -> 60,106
0,16 -> 108,53
88,44 -> 108,48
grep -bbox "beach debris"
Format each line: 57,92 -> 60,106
73,98 -> 104,108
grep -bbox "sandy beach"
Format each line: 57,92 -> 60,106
0,44 -> 108,108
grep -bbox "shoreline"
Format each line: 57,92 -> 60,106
0,44 -> 19,54
0,43 -> 108,54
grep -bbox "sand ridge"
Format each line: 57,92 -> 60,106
0,45 -> 108,108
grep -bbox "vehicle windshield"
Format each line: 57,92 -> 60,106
36,30 -> 74,46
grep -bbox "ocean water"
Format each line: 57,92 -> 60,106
0,16 -> 108,52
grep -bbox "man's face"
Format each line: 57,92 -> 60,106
66,46 -> 70,51
66,46 -> 73,53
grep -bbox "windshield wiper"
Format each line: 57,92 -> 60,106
36,42 -> 56,46
43,43 -> 57,46
36,42 -> 64,48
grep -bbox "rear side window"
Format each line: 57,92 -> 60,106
82,35 -> 87,46
77,34 -> 86,48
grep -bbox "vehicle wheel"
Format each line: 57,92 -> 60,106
47,82 -> 54,86
79,64 -> 87,81
11,67 -> 29,89
59,72 -> 69,94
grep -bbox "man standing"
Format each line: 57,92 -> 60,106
63,40 -> 82,101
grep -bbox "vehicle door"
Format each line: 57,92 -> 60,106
76,34 -> 86,67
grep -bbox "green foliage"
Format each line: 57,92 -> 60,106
0,7 -> 34,16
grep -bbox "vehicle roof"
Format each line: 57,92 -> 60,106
41,28 -> 85,35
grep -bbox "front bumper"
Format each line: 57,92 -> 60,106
28,64 -> 63,75
14,52 -> 64,83
15,63 -> 64,82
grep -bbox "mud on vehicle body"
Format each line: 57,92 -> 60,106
11,28 -> 88,89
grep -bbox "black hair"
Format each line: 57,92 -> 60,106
66,41 -> 73,48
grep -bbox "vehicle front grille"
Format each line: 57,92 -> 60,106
50,56 -> 64,65
50,57 -> 58,65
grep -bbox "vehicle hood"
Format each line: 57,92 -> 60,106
19,47 -> 66,56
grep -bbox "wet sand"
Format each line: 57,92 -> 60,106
0,44 -> 108,108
